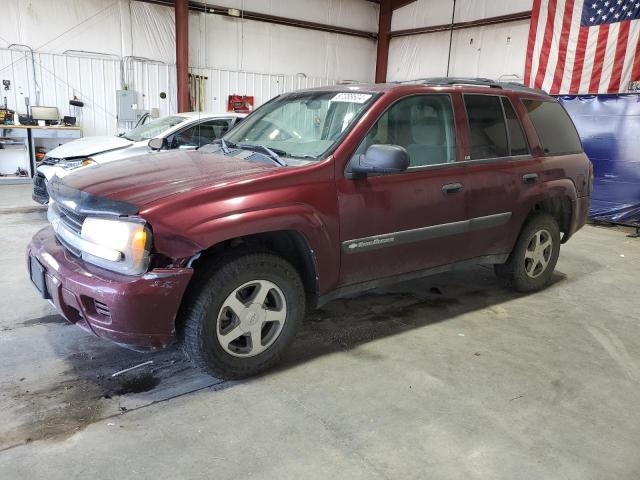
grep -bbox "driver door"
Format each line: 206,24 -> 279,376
336,94 -> 469,286
168,118 -> 234,149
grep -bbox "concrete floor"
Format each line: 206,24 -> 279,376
1,185 -> 639,479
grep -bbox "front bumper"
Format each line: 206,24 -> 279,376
27,226 -> 193,349
32,171 -> 49,204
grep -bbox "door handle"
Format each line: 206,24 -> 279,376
442,182 -> 463,194
523,173 -> 539,184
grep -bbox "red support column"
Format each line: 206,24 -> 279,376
375,0 -> 392,83
175,0 -> 189,112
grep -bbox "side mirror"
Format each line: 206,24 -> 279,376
352,144 -> 410,177
148,137 -> 167,151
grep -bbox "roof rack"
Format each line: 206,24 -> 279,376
400,77 -> 548,95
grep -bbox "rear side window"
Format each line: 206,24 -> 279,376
464,95 -> 509,159
501,98 -> 529,156
521,99 -> 583,155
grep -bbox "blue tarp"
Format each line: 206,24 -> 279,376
558,95 -> 640,226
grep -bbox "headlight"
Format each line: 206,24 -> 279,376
80,217 -> 151,275
62,158 -> 96,170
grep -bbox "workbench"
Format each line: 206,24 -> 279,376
0,125 -> 81,184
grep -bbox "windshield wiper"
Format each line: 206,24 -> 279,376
286,153 -> 316,160
237,143 -> 288,167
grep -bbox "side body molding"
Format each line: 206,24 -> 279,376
343,212 -> 512,253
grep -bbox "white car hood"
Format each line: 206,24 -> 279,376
46,136 -> 133,159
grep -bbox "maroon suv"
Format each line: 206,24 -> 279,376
28,78 -> 592,378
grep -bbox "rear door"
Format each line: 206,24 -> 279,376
336,93 -> 470,286
459,94 -> 541,259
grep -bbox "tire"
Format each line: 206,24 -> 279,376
494,213 -> 561,293
179,252 -> 305,379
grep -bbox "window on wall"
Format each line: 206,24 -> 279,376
350,94 -> 457,169
501,98 -> 529,156
464,95 -> 509,160
521,99 -> 583,155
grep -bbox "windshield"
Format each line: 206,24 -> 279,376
123,115 -> 187,142
224,91 -> 377,160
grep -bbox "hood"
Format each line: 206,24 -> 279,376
60,150 -> 279,209
46,135 -> 133,159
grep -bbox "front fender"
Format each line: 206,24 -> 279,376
153,203 -> 338,292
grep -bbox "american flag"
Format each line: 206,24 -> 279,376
524,0 -> 640,94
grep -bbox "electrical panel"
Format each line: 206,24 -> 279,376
116,90 -> 138,122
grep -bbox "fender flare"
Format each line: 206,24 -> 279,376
185,204 -> 337,291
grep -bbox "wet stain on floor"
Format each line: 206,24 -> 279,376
2,266 -> 520,450
112,374 -> 161,396
20,314 -> 69,327
1,344 -> 194,449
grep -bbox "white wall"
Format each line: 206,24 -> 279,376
188,13 -> 376,82
0,0 -> 377,137
1,0 -> 377,79
388,0 -> 532,82
0,0 -> 176,62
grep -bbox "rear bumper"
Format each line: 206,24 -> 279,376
27,226 -> 193,349
563,195 -> 590,242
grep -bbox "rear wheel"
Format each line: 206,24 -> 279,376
494,213 -> 560,292
180,252 -> 305,379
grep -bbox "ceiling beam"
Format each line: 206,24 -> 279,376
390,10 -> 532,37
366,0 -> 416,8
138,0 -> 377,39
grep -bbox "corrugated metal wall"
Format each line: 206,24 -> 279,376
0,48 -> 337,137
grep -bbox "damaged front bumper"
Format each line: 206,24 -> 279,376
27,226 -> 193,349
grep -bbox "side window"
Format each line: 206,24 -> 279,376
350,95 -> 457,169
464,95 -> 508,160
521,99 -> 583,155
501,98 -> 529,156
170,119 -> 232,149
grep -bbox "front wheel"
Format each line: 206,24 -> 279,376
494,213 -> 561,292
180,252 -> 305,379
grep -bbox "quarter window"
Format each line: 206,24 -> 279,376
521,99 -> 583,155
501,98 -> 529,156
464,95 -> 509,160
351,94 -> 457,169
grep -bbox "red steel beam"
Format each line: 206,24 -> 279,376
175,0 -> 190,112
375,0 -> 392,83
390,0 -> 417,10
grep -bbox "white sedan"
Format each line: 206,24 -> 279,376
33,112 -> 246,204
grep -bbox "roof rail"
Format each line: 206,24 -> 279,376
495,81 -> 549,95
401,77 -> 501,88
400,77 -> 548,95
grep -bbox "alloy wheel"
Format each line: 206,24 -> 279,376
216,280 -> 287,357
524,228 -> 553,278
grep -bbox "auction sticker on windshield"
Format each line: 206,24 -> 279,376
330,93 -> 372,103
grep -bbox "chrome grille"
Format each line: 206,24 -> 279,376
53,203 -> 86,235
55,231 -> 81,257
